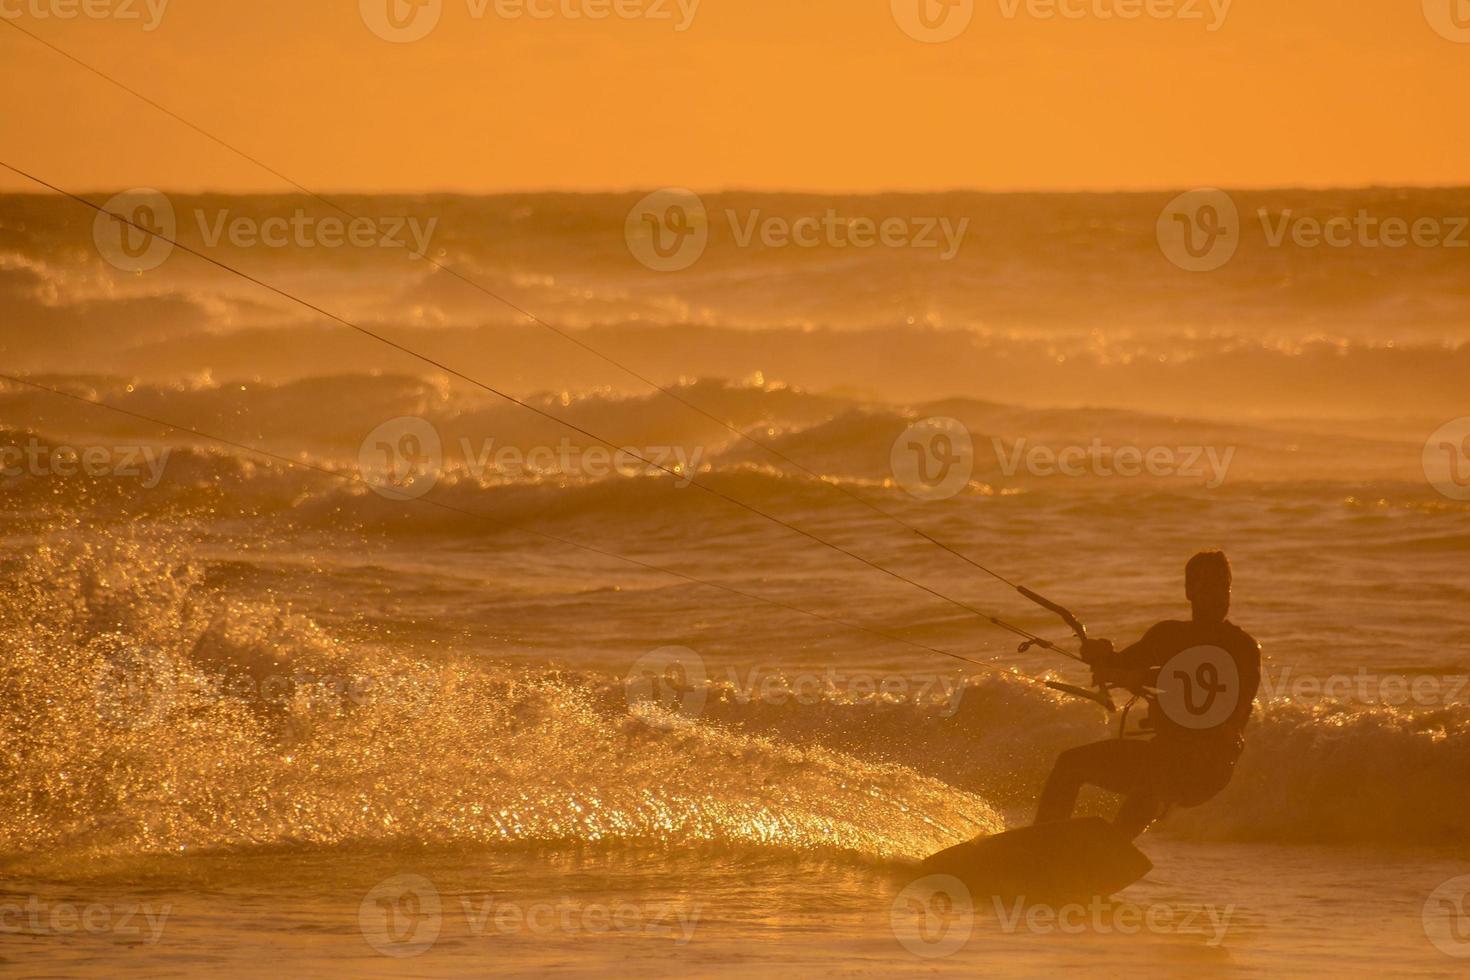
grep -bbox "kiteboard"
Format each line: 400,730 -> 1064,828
919,817 -> 1151,905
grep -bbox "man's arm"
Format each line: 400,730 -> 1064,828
1084,623 -> 1177,690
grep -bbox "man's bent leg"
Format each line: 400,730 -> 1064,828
1035,739 -> 1151,825
1034,744 -> 1092,824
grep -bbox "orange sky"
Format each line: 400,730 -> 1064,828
1,0 -> 1467,193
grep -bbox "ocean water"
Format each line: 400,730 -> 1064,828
1,191 -> 1468,975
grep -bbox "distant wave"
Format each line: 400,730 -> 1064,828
0,373 -> 1442,510
6,187 -> 1470,342
5,184 -> 1470,418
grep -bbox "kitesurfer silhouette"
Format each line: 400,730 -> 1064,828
1034,551 -> 1261,839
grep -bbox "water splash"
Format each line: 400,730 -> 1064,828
0,533 -> 1001,862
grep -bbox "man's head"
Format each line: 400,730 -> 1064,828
1185,550 -> 1232,622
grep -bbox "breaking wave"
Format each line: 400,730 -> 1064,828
0,532 -> 1464,867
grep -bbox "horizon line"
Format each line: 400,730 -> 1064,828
3,180 -> 1469,198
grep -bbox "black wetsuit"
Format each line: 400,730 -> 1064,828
1035,618 -> 1261,838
